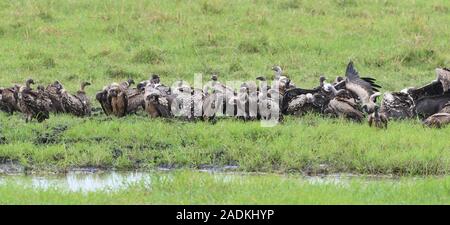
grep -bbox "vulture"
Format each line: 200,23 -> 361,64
171,85 -> 194,120
0,86 -> 21,114
61,81 -> 91,117
435,68 -> 450,93
96,85 -> 113,116
380,91 -> 416,120
368,105 -> 388,129
144,83 -> 172,118
17,79 -> 50,122
423,113 -> 450,128
334,61 -> 382,113
126,87 -> 145,114
285,93 -> 317,116
282,76 -> 330,115
204,74 -> 236,117
229,86 -> 248,120
404,72 -> 445,102
191,88 -> 205,119
323,84 -> 364,122
108,83 -> 128,117
37,85 -> 54,113
438,102 -> 450,114
45,81 -> 65,113
271,65 -> 296,95
281,86 -> 321,115
414,93 -> 450,119
258,89 -> 282,121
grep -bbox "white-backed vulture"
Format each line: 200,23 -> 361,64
126,87 -> 145,114
229,86 -> 248,119
423,113 -> 450,128
380,91 -> 416,119
108,83 -> 128,117
0,86 -> 21,114
257,89 -> 282,121
17,79 -> 50,122
323,85 -> 364,122
37,85 -> 54,113
334,61 -> 381,113
45,81 -> 64,113
61,82 -> 91,117
435,68 -> 450,93
368,105 -> 388,129
271,66 -> 296,95
96,86 -> 113,116
144,83 -> 172,118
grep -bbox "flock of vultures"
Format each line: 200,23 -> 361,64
1,61 -> 450,128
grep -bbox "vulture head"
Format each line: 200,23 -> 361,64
95,91 -> 105,102
137,80 -> 149,91
52,80 -> 64,91
319,76 -> 326,87
37,85 -> 45,92
271,65 -> 283,79
81,81 -> 91,91
334,76 -> 344,84
362,92 -> 381,114
25,79 -> 35,88
150,74 -> 160,84
108,84 -> 120,97
211,74 -> 218,81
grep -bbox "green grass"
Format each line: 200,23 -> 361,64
0,171 -> 449,204
0,0 -> 449,176
1,0 -> 450,92
0,114 -> 448,175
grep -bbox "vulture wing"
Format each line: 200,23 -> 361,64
281,87 -> 320,114
408,81 -> 443,101
345,61 -> 380,93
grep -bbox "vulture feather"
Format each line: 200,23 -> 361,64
423,113 -> 450,128
61,82 -> 91,117
17,79 -> 50,122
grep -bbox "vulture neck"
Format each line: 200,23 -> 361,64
25,80 -> 33,89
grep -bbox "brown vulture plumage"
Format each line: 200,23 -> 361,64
45,81 -> 65,113
423,113 -> 450,128
61,81 -> 91,117
368,105 -> 388,129
0,86 -> 21,114
17,79 -> 50,122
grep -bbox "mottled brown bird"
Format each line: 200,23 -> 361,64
423,113 -> 450,128
0,86 -> 21,114
108,83 -> 128,117
17,79 -> 50,122
45,81 -> 65,113
61,81 -> 92,117
368,105 -> 388,129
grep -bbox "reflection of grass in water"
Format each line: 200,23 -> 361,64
0,171 -> 448,204
0,114 -> 449,175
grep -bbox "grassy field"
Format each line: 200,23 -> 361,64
0,0 -> 450,204
0,171 -> 449,204
0,0 -> 449,175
